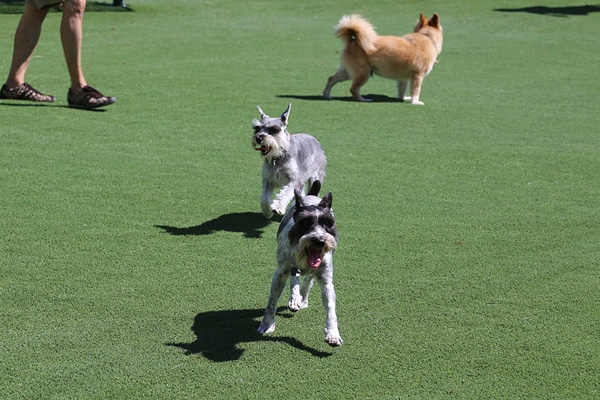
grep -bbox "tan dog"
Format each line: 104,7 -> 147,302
323,13 -> 443,105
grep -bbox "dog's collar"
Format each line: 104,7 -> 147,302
265,150 -> 288,167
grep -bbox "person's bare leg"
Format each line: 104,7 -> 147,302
61,0 -> 87,93
5,2 -> 49,89
61,0 -> 115,109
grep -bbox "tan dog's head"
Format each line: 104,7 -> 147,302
414,13 -> 443,54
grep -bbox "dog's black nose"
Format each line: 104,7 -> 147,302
314,239 -> 326,248
255,136 -> 263,144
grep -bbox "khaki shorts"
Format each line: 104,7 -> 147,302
26,0 -> 65,10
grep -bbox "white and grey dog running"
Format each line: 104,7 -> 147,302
251,104 -> 327,219
257,181 -> 343,346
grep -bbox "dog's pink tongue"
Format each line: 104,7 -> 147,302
307,249 -> 322,269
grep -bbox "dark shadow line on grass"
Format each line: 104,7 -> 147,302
166,307 -> 333,362
0,102 -> 107,112
0,102 -> 57,108
155,212 -> 277,239
494,5 -> 600,17
0,1 -> 134,14
276,94 -> 403,103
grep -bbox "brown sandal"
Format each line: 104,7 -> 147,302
68,86 -> 116,110
0,83 -> 56,102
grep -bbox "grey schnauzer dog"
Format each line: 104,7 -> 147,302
251,103 -> 327,218
257,181 -> 342,346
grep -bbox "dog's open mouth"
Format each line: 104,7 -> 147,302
255,145 -> 270,155
306,247 -> 322,269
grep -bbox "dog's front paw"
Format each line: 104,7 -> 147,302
288,298 -> 308,312
257,320 -> 276,334
407,96 -> 424,105
288,298 -> 301,312
261,202 -> 274,219
270,201 -> 286,216
324,329 -> 343,347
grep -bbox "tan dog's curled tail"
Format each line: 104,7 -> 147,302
334,14 -> 377,54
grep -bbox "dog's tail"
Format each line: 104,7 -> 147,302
334,14 -> 377,54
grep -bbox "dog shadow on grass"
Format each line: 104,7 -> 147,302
277,94 -> 403,103
166,307 -> 333,362
155,212 -> 278,239
494,5 -> 600,16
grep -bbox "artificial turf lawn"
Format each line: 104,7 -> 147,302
1,0 -> 598,398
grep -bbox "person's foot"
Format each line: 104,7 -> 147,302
68,85 -> 116,110
0,83 -> 56,102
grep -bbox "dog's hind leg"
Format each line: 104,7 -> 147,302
289,275 -> 314,311
299,275 -> 315,309
323,67 -> 350,99
261,179 -> 275,218
272,182 -> 299,215
350,72 -> 372,102
288,275 -> 302,311
258,268 -> 288,334
397,80 -> 410,102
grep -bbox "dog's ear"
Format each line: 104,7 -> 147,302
319,192 -> 333,209
414,12 -> 427,31
257,105 -> 268,119
429,13 -> 440,28
307,180 -> 321,196
294,188 -> 305,208
280,103 -> 292,126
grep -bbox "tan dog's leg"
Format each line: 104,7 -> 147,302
397,80 -> 409,102
410,74 -> 425,105
323,67 -> 350,99
349,71 -> 371,102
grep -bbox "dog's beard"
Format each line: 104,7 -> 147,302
296,234 -> 337,269
252,133 -> 288,162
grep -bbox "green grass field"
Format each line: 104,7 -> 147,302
1,0 -> 599,398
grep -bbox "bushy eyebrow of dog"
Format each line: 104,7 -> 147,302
296,208 -> 334,226
252,120 -> 283,134
287,207 -> 337,244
